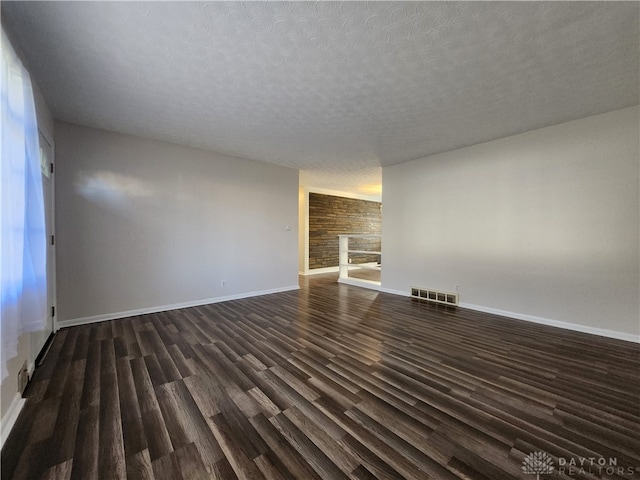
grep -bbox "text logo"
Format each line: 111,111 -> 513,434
522,451 -> 555,479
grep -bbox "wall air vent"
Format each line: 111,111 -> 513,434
410,287 -> 459,306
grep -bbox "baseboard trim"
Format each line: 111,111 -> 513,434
56,283 -> 640,343
56,285 -> 300,329
379,287 -> 411,297
302,265 -> 377,276
338,277 -> 380,291
1,393 -> 26,450
303,266 -> 340,276
377,287 -> 638,343
459,302 -> 639,344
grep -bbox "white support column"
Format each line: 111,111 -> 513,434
338,235 -> 350,280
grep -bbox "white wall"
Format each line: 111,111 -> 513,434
382,107 -> 639,340
55,122 -> 299,325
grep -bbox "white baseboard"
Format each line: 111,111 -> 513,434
56,285 -> 300,329
379,287 -> 411,297
377,287 -> 638,343
303,266 -> 340,276
56,282 -> 640,342
303,264 -> 378,276
459,302 -> 639,344
338,277 -> 380,291
1,393 -> 26,450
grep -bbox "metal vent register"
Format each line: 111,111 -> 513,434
411,287 -> 459,306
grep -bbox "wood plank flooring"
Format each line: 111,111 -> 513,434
2,273 -> 639,479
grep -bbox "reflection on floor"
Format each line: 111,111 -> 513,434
345,265 -> 381,283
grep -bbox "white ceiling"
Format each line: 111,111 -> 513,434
3,1 -> 639,196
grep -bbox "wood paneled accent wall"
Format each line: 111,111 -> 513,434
308,193 -> 381,269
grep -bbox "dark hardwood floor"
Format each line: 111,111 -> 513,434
2,274 -> 639,479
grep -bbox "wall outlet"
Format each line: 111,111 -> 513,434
455,285 -> 461,292
221,280 -> 227,288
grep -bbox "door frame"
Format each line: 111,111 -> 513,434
30,128 -> 56,368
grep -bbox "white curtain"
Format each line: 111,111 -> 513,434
1,27 -> 47,381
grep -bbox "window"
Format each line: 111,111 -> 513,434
1,26 -> 47,380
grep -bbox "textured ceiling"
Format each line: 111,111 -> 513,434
3,1 -> 639,195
